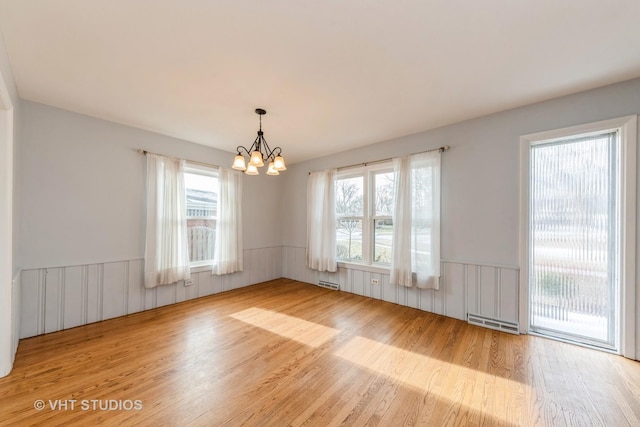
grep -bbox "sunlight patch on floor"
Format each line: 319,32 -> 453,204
334,336 -> 526,423
229,307 -> 340,348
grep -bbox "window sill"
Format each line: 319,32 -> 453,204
337,262 -> 390,275
190,265 -> 213,274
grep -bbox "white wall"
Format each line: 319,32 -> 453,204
0,34 -> 20,378
281,77 -> 640,352
19,101 -> 283,268
283,78 -> 640,265
18,101 -> 284,337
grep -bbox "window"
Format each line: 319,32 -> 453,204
336,163 -> 394,266
184,164 -> 218,267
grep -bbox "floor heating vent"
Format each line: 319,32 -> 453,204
467,314 -> 519,335
318,280 -> 340,291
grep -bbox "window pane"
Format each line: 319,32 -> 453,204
374,171 -> 394,216
411,166 -> 432,213
336,176 -> 363,216
185,171 -> 218,264
187,222 -> 216,263
412,226 -> 431,266
373,219 -> 392,264
336,219 -> 363,262
185,173 -> 218,218
530,131 -> 618,347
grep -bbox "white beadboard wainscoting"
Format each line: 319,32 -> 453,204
20,245 -> 519,339
283,246 -> 519,326
11,270 -> 21,363
20,247 -> 283,338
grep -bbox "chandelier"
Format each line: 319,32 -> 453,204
232,108 -> 286,175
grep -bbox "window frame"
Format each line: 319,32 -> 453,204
184,163 -> 219,269
335,161 -> 394,268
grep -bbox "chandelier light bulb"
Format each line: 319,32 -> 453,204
266,162 -> 280,175
273,155 -> 286,171
249,150 -> 264,167
232,155 -> 247,171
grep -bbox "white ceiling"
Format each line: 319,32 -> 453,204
1,1 -> 640,164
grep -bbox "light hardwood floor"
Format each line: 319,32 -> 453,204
2,278 -> 639,426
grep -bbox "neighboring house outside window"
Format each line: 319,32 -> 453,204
184,164 -> 218,268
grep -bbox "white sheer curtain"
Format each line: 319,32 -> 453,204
390,151 -> 441,289
144,154 -> 191,288
213,168 -> 243,275
307,169 -> 337,272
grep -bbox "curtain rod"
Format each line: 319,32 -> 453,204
309,145 -> 450,175
136,149 -> 220,170
338,145 -> 449,171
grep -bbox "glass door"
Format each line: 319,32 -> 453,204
529,130 -> 619,350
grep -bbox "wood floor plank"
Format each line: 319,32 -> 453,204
2,278 -> 639,426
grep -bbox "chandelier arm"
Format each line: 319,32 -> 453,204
259,136 -> 269,161
259,135 -> 282,163
254,134 -> 261,154
264,145 -> 282,162
235,145 -> 252,157
237,134 -> 262,156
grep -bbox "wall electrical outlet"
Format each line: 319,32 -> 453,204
371,278 -> 379,285
184,279 -> 193,287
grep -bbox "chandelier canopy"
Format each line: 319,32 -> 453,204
232,108 -> 286,175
